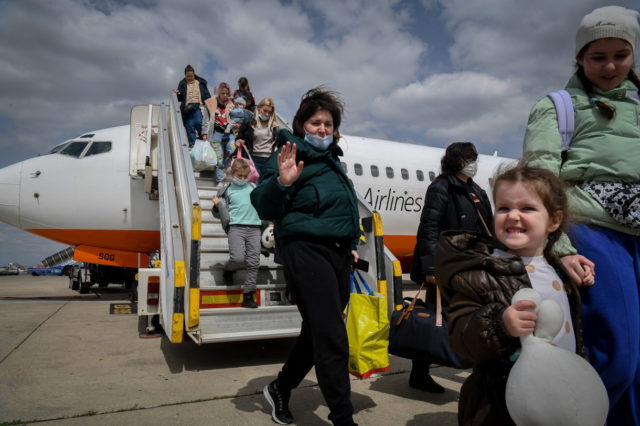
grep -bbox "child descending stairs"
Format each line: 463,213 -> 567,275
192,174 -> 301,343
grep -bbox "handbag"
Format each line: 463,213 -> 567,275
389,283 -> 472,369
345,270 -> 390,379
232,142 -> 260,183
181,102 -> 199,117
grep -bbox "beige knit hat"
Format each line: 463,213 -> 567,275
575,6 -> 640,56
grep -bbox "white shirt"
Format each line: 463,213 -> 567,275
493,249 -> 576,353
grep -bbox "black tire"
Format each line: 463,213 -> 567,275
62,266 -> 72,277
32,272 -> 39,276
70,274 -> 79,291
78,271 -> 89,294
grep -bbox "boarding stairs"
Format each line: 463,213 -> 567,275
130,94 -> 404,345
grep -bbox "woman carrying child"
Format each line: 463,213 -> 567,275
212,158 -> 261,309
523,6 -> 640,424
251,87 -> 360,426
435,165 -> 587,425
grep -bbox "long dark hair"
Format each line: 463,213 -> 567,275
292,87 -> 344,145
440,142 -> 477,176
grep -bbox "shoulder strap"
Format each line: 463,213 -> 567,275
548,90 -> 575,152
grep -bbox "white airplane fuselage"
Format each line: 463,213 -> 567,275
0,125 -> 511,271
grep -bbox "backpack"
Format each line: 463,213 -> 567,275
548,89 -> 640,162
547,90 -> 574,163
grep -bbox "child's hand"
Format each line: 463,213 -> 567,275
212,196 -> 220,206
502,300 -> 538,338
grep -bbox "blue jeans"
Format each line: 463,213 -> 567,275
211,131 -> 236,184
570,223 -> 640,426
183,106 -> 202,148
253,156 -> 268,175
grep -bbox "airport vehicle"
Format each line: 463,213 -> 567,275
27,264 -> 65,276
0,264 -> 21,275
0,93 -> 511,343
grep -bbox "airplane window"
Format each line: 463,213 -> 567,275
79,134 -> 95,138
401,168 -> 409,180
386,167 -> 394,179
370,165 -> 379,177
60,142 -> 89,158
416,170 -> 424,181
354,163 -> 363,176
84,142 -> 112,157
340,162 -> 347,173
47,142 -> 70,154
429,171 -> 436,182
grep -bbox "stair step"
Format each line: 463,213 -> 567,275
197,305 -> 301,343
202,223 -> 226,235
201,209 -> 216,223
200,251 -> 279,269
199,190 -> 216,201
200,235 -> 229,251
200,268 -> 284,287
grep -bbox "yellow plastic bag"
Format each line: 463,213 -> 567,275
345,271 -> 390,379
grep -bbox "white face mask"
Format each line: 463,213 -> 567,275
461,160 -> 478,178
304,132 -> 333,151
231,177 -> 248,186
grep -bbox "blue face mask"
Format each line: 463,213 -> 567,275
304,132 -> 333,151
258,113 -> 269,121
231,177 -> 248,186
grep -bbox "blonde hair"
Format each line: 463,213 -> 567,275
255,97 -> 277,129
229,157 -> 250,176
216,82 -> 231,101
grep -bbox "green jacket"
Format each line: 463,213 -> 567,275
523,75 -> 640,255
250,129 -> 360,248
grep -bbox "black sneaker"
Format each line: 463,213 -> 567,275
222,270 -> 234,286
409,373 -> 445,393
242,291 -> 258,309
263,380 -> 293,424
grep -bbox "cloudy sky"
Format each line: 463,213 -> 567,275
0,0 -> 637,266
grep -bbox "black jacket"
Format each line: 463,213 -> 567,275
176,76 -> 211,108
410,174 -> 493,284
231,120 -> 277,158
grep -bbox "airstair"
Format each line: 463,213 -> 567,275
41,246 -> 75,267
130,94 -> 404,344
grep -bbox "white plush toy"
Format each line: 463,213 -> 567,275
505,288 -> 608,426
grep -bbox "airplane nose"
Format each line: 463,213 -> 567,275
0,161 -> 22,228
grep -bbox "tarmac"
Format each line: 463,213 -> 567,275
0,275 -> 466,425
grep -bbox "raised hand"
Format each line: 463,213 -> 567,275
277,141 -> 304,186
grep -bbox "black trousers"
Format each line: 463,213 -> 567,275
277,238 -> 354,425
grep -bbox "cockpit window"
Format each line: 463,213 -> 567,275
84,141 -> 112,157
47,142 -> 70,154
60,141 -> 89,158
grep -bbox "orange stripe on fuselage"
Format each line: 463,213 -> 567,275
375,234 -> 416,273
26,229 -> 160,253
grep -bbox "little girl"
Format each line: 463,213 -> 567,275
435,164 -> 592,425
212,158 -> 262,308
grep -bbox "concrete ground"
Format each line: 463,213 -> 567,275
0,275 -> 466,425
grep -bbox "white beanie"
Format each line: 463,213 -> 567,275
575,6 -> 640,56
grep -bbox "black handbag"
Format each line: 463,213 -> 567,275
181,102 -> 199,118
389,283 -> 472,369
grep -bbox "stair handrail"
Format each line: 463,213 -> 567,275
168,93 -> 201,330
157,101 -> 187,342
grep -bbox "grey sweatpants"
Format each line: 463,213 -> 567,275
226,225 -> 261,292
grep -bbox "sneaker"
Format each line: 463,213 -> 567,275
263,380 -> 293,425
409,373 -> 445,393
222,270 -> 234,286
242,291 -> 258,309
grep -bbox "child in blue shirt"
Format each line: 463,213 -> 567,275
212,158 -> 262,308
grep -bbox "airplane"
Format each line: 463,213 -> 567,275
0,115 -> 511,274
